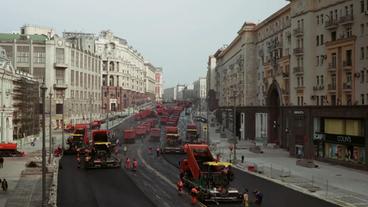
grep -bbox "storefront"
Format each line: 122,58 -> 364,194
317,118 -> 366,164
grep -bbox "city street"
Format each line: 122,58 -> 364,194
58,110 -> 341,207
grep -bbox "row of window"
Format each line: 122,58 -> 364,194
70,70 -> 101,90
71,50 -> 101,73
70,90 -> 100,101
70,103 -> 101,115
317,4 -> 354,25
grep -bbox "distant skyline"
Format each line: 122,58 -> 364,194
1,0 -> 288,88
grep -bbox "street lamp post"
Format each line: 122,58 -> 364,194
48,91 -> 53,164
61,92 -> 65,151
40,81 -> 47,207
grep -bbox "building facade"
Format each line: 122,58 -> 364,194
144,62 -> 157,101
155,67 -> 163,102
163,87 -> 176,102
95,30 -> 148,113
212,0 -> 368,168
0,47 -> 15,143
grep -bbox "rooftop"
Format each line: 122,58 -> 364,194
0,33 -> 49,41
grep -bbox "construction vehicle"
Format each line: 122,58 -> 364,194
162,126 -> 183,153
186,123 -> 199,143
150,128 -> 161,142
65,124 -> 89,154
0,143 -> 24,157
123,129 -> 136,143
82,130 -> 121,169
179,144 -> 243,204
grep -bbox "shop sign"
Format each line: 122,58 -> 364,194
294,110 -> 304,115
325,133 -> 365,146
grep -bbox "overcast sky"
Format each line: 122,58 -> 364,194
1,0 -> 288,88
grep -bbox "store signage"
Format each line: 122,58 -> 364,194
294,110 -> 304,115
324,133 -> 365,146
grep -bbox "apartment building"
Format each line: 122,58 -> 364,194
212,0 -> 368,168
155,67 -> 163,102
144,62 -> 157,101
95,30 -> 147,112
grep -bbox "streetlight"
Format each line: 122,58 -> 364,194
48,91 -> 53,164
61,91 -> 65,151
40,81 -> 47,207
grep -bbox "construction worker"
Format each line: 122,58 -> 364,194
76,148 -> 81,168
125,157 -> 131,169
190,187 -> 199,205
156,147 -> 160,157
177,179 -> 184,195
253,189 -> 263,206
132,158 -> 138,171
243,189 -> 249,207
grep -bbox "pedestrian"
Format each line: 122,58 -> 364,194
1,178 -> 8,192
156,147 -> 160,157
0,157 -> 4,168
116,138 -> 120,146
76,149 -> 81,168
190,187 -> 199,205
132,158 -> 138,171
243,189 -> 249,207
177,179 -> 184,195
125,157 -> 131,169
253,189 -> 263,206
241,155 -> 245,163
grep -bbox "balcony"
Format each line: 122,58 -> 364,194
53,79 -> 68,90
293,27 -> 303,37
54,60 -> 68,69
295,86 -> 305,93
343,82 -> 352,91
343,61 -> 352,70
328,63 -> 337,72
328,84 -> 336,92
325,19 -> 338,30
339,14 -> 354,25
293,47 -> 304,56
293,66 -> 304,75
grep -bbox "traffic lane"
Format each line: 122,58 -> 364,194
124,142 -> 194,207
57,156 -> 155,207
232,169 -> 339,207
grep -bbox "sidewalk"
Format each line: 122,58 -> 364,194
207,115 -> 368,207
0,130 -> 62,207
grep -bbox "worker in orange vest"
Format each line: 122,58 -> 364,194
177,179 -> 184,195
125,157 -> 131,169
132,158 -> 138,171
191,187 -> 199,205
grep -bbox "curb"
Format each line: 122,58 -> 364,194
48,157 -> 60,207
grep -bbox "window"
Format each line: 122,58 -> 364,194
331,31 -> 337,41
361,47 -> 365,60
316,36 -> 319,46
361,94 -> 365,105
71,51 -> 75,67
361,24 -> 365,36
76,72 -> 79,86
321,75 -> 324,85
321,15 -> 324,24
317,16 -> 319,25
366,46 -> 368,59
361,0 -> 365,13
317,76 -> 320,85
316,56 -> 320,66
71,70 -> 74,86
33,47 -> 45,64
320,34 -> 324,45
56,48 -> 65,64
80,72 -> 83,87
17,46 -> 29,63
362,70 -> 365,83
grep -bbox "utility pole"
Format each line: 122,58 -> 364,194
61,92 -> 65,151
40,81 -> 47,207
48,91 -> 53,164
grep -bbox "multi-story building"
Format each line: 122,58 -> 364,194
163,87 -> 176,102
0,47 -> 15,143
212,0 -> 368,168
95,30 -> 147,112
0,25 -> 102,128
155,67 -> 163,102
176,84 -> 186,101
144,62 -> 157,101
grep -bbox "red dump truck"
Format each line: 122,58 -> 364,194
162,126 -> 183,153
82,130 -> 121,169
150,128 -> 161,142
0,143 -> 24,157
123,129 -> 136,143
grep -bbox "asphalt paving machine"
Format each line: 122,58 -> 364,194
179,144 -> 243,204
82,130 -> 121,169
